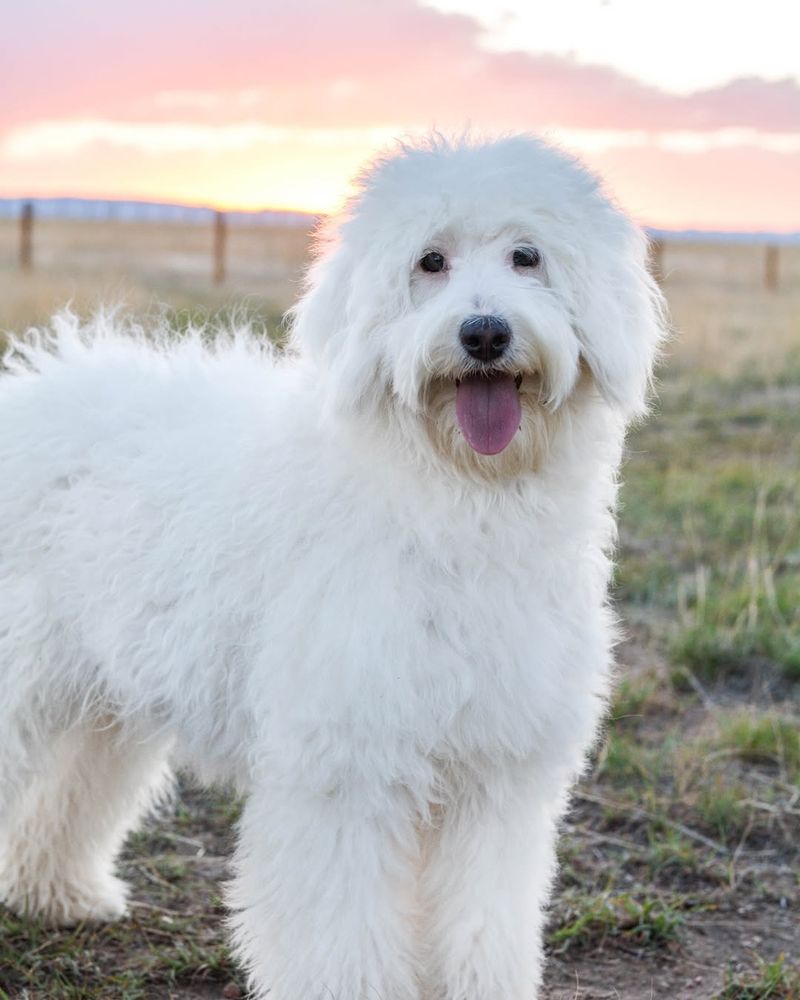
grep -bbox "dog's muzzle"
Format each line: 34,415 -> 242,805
452,315 -> 521,456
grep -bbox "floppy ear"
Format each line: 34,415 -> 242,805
288,240 -> 388,414
288,241 -> 350,360
572,222 -> 667,420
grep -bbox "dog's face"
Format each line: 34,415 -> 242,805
291,135 -> 665,478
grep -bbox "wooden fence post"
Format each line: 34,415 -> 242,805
213,210 -> 226,285
20,201 -> 33,271
764,245 -> 779,292
649,237 -> 665,283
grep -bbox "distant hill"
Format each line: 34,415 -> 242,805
0,197 -> 317,228
0,198 -> 797,243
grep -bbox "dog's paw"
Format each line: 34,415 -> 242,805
0,872 -> 130,926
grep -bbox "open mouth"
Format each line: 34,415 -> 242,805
454,371 -> 523,456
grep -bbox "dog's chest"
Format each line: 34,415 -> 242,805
233,481 -> 612,784
369,528 -> 607,763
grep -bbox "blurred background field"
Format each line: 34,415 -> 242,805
0,217 -> 313,334
0,223 -> 798,1000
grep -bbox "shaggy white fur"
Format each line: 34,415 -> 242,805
0,134 -> 666,999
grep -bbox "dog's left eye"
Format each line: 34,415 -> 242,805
512,247 -> 542,268
419,251 -> 447,273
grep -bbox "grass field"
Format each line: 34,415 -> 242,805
1,222 -> 798,1000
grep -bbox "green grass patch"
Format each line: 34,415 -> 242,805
670,624 -> 800,682
717,711 -> 800,781
610,672 -> 660,722
714,954 -> 800,999
619,362 -> 800,686
694,776 -> 749,845
595,732 -> 656,785
645,828 -> 702,875
549,891 -> 684,953
613,553 -> 677,606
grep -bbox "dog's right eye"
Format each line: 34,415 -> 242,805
419,251 -> 446,273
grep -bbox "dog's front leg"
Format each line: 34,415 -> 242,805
228,777 -> 421,1000
421,758 -> 562,1000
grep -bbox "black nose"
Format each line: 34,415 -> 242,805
459,315 -> 511,363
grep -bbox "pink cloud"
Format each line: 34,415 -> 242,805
470,55 -> 800,134
594,144 -> 800,230
3,0 -> 799,134
1,0 -> 476,127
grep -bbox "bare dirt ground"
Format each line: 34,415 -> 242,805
1,227 -> 798,999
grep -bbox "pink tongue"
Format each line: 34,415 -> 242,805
455,373 -> 521,455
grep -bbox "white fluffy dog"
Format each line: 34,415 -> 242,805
0,134 -> 665,999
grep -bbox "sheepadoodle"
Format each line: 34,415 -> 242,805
0,134 -> 665,999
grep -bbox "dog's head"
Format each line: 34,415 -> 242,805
290,134 -> 666,477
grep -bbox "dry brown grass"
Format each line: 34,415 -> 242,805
660,241 -> 800,378
0,218 -> 315,333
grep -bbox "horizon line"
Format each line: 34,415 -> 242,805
1,194 -> 799,238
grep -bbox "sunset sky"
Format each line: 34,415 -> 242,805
3,0 -> 799,230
